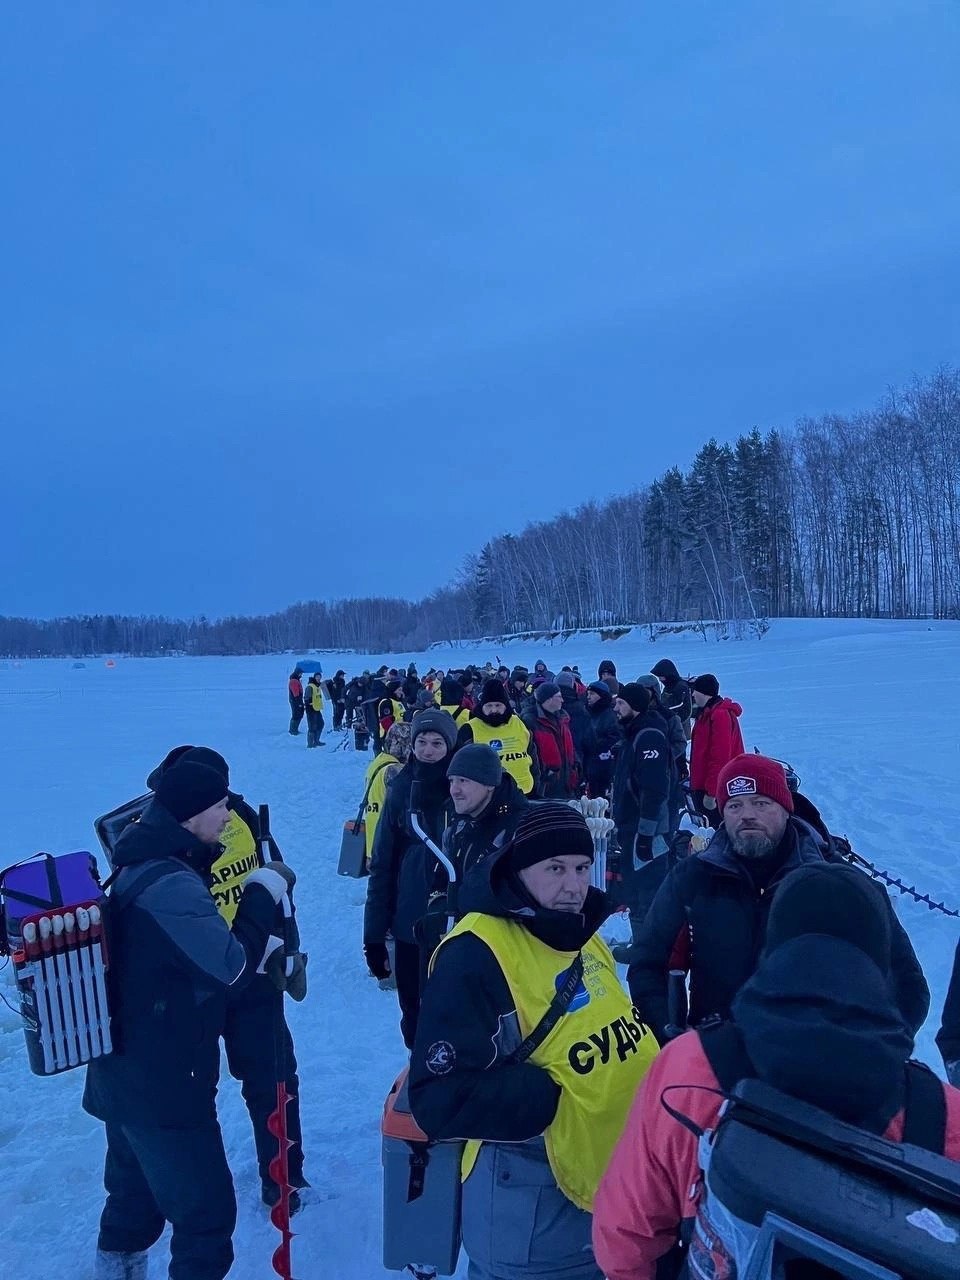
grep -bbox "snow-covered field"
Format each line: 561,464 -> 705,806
1,618 -> 958,1279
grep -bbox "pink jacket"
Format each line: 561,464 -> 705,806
592,1031 -> 960,1280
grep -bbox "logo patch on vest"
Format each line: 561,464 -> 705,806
489,740 -> 503,751
725,775 -> 757,798
556,969 -> 590,1013
425,1040 -> 456,1076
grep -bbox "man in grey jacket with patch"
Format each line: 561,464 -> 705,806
83,761 -> 294,1280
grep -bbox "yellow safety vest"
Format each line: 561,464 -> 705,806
439,703 -> 464,721
208,810 -> 261,924
464,715 -> 535,795
308,683 -> 324,711
391,699 -> 406,725
433,912 -> 657,1211
364,753 -> 399,858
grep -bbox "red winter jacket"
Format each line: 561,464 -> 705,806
524,707 -> 579,798
689,696 -> 744,796
593,1031 -> 960,1280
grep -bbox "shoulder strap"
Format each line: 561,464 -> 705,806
698,1021 -> 755,1092
354,757 -> 393,828
107,861 -> 181,913
506,953 -> 585,1066
903,1060 -> 947,1153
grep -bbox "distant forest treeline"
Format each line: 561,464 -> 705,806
3,367 -> 959,657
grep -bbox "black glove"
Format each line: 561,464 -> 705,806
633,834 -> 654,864
364,941 -> 391,980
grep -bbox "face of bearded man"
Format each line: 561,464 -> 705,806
723,795 -> 789,859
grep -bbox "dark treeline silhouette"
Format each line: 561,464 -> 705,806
3,368 -> 959,657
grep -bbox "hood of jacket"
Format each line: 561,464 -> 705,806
651,659 -> 682,684
457,841 -> 611,952
703,695 -> 743,718
112,797 -> 217,876
732,934 -> 914,1131
588,687 -> 614,715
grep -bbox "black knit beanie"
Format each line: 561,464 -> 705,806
179,746 -> 229,784
506,803 -> 594,871
764,864 -> 891,973
618,683 -> 651,714
692,673 -> 720,698
480,678 -> 510,706
155,762 -> 229,823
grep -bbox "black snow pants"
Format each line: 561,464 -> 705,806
304,706 -> 325,747
98,1118 -> 236,1280
288,697 -> 305,735
223,977 -> 304,1191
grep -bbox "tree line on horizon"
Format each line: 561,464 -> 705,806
2,367 -> 958,658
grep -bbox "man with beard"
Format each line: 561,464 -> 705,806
444,743 -> 529,883
456,677 -> 538,797
627,754 -> 929,1046
582,680 -> 622,798
362,709 -> 458,1048
595,863 -> 960,1280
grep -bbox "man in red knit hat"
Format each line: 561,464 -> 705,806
625,753 -> 929,1046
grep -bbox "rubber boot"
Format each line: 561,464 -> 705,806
93,1249 -> 149,1280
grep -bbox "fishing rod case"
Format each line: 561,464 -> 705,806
691,1078 -> 960,1280
0,852 -> 112,1075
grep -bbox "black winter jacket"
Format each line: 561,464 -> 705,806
443,773 -> 529,884
559,687 -> 591,763
610,712 -> 670,855
82,800 -> 276,1127
651,661 -> 692,737
409,847 -> 611,1141
363,757 -> 454,946
627,819 -> 930,1045
583,691 -> 622,797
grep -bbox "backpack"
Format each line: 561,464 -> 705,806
0,848 -> 178,1077
675,1023 -> 956,1280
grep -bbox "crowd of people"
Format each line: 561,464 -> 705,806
86,653 -> 960,1280
349,653 -> 960,1280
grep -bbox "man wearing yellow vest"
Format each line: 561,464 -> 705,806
456,677 -> 539,797
409,804 -> 658,1280
304,671 -> 325,748
145,746 -> 310,1214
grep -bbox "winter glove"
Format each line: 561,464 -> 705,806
286,952 -> 308,1002
947,1061 -> 960,1088
702,795 -> 717,811
259,935 -> 285,981
633,834 -> 654,865
244,864 -> 297,904
364,941 -> 391,980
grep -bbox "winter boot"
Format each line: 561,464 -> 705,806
261,1180 -> 302,1215
93,1249 -> 149,1280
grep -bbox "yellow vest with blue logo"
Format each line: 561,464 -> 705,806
465,715 -> 535,795
308,683 -> 324,711
208,810 -> 261,924
364,753 -> 399,858
433,912 -> 657,1211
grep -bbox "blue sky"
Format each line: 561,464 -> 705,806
3,1 -> 959,618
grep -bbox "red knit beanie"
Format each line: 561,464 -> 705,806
716,754 -> 794,814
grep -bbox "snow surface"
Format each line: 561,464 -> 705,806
1,618 -> 958,1279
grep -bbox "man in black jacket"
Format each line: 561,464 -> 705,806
627,753 -> 930,1046
84,762 -> 292,1280
582,680 -> 621,798
610,684 -> 671,941
556,670 -> 591,765
444,743 -> 528,883
329,669 -> 347,730
651,658 -> 692,739
362,708 -> 458,1048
